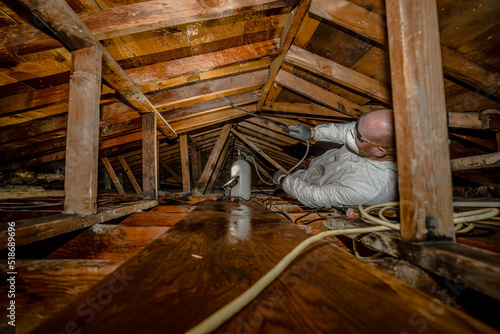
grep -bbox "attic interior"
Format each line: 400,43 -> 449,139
1,0 -> 500,332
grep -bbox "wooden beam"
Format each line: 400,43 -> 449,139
324,217 -> 500,302
242,151 -> 272,180
309,0 -> 500,99
387,0 -> 454,242
160,163 -> 182,182
180,134 -> 191,193
450,152 -> 500,171
285,45 -> 391,104
205,137 -> 232,193
0,200 -> 157,250
274,70 -> 363,117
117,155 -> 142,195
231,128 -> 287,173
101,157 -> 126,195
257,0 -> 311,110
18,0 -> 177,138
63,47 -> 101,215
194,124 -> 232,195
263,102 -> 354,120
0,0 -> 295,56
142,113 -> 159,200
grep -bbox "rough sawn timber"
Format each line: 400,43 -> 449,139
31,200 -> 495,333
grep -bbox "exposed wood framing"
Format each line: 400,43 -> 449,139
180,134 -> 191,193
194,124 -> 232,195
0,200 -> 157,250
1,0 -> 295,56
257,0 -> 311,110
323,217 -> 500,302
285,45 -> 391,104
63,47 -> 102,215
101,157 -> 126,195
231,128 -> 287,173
117,155 -> 142,195
142,113 -> 159,200
263,102 -> 353,120
206,136 -> 232,193
309,0 -> 500,99
274,70 -> 363,117
17,0 -> 177,138
160,163 -> 182,182
387,0 -> 454,242
451,152 -> 500,171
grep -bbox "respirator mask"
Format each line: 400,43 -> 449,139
346,129 -> 360,154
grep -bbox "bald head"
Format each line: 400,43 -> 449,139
359,109 -> 396,151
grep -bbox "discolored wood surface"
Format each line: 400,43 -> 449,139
32,200 -> 494,333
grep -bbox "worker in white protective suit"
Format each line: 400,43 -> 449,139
273,109 -> 398,208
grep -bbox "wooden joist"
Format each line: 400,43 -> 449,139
0,200 -> 157,250
18,0 -> 177,138
30,200 -> 495,333
309,0 -> 500,99
274,70 -> 363,117
450,152 -> 500,171
323,217 -> 500,301
0,0 -> 295,56
387,0 -> 454,242
285,45 -> 391,104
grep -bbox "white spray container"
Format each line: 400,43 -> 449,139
230,150 -> 251,200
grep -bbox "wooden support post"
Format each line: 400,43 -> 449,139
231,128 -> 287,173
117,155 -> 142,195
194,124 -> 232,195
180,134 -> 191,193
387,0 -> 454,242
101,157 -> 125,195
63,47 -> 102,215
143,113 -> 159,200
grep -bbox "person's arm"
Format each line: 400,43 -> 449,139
282,175 -> 370,208
313,122 -> 355,144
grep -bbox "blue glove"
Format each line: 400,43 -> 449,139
272,170 -> 287,185
286,123 -> 312,140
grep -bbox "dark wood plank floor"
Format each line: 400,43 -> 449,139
32,200 -> 494,333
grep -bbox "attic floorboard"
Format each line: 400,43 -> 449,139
31,199 -> 493,333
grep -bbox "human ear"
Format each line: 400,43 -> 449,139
372,146 -> 387,158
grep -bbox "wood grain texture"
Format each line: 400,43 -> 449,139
142,113 -> 158,200
64,47 -> 102,215
0,200 -> 157,250
119,212 -> 188,226
180,134 -> 191,193
101,156 -> 126,195
46,225 -> 169,260
31,200 -> 495,333
0,259 -> 123,333
387,0 -> 454,242
117,155 -> 142,195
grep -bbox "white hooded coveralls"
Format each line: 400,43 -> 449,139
282,122 -> 398,208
